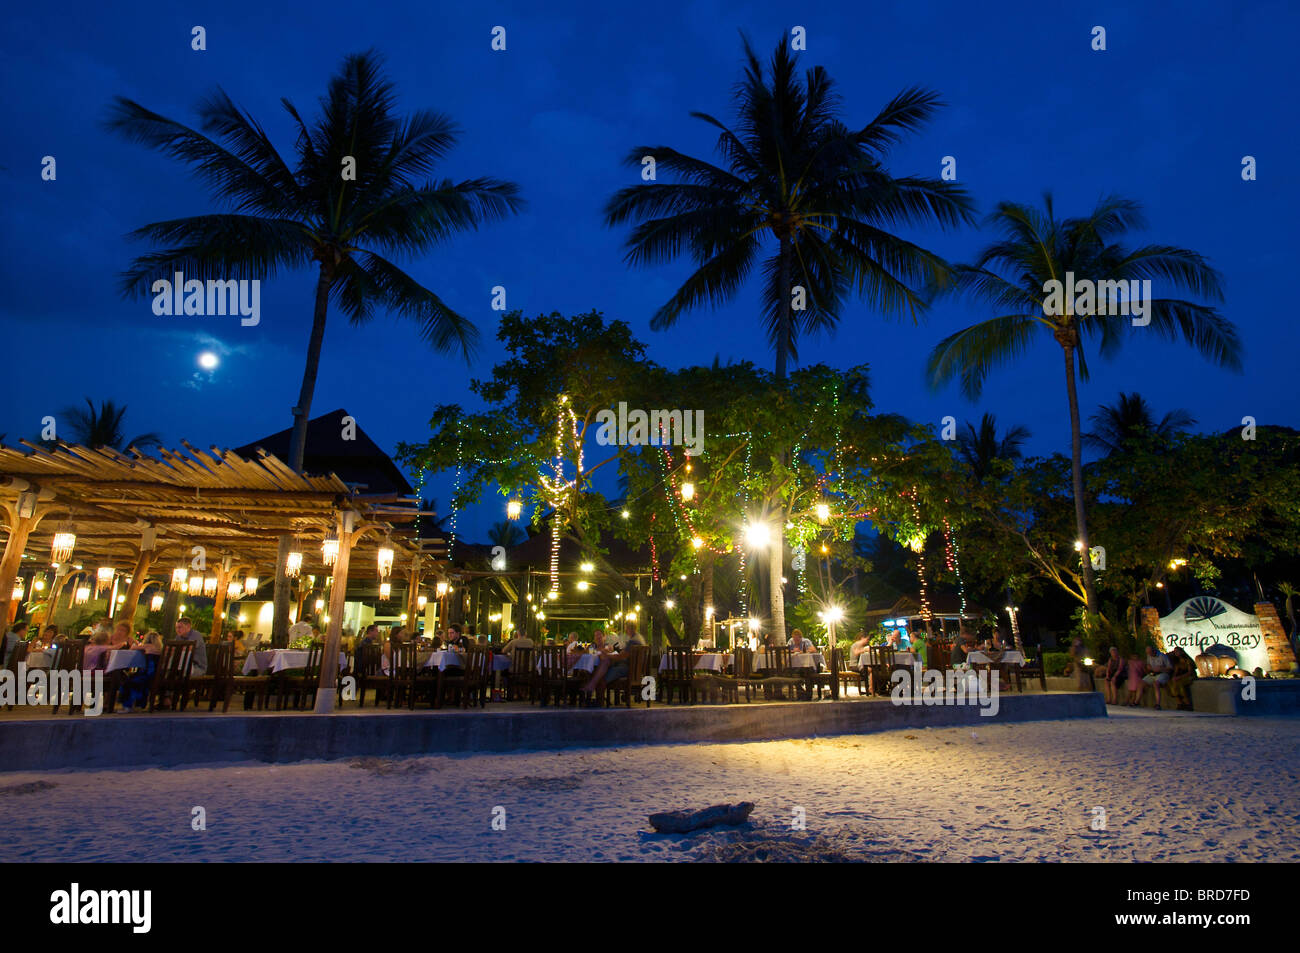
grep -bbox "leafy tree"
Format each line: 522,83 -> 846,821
486,520 -> 525,547
927,194 -> 1241,619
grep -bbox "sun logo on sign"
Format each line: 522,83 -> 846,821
1184,596 -> 1227,623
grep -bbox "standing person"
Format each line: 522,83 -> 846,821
287,613 -> 314,646
1102,646 -> 1124,705
174,617 -> 208,676
1142,644 -> 1173,709
1124,653 -> 1145,706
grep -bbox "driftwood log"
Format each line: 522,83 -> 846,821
649,802 -> 754,834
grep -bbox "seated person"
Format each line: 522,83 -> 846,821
444,624 -> 470,651
111,622 -> 134,648
849,630 -> 871,663
581,624 -> 646,704
789,629 -> 813,652
949,633 -> 969,666
1141,645 -> 1173,709
1169,648 -> 1196,710
1102,646 -> 1124,704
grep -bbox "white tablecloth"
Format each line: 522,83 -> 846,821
104,649 -> 147,674
242,649 -> 347,676
856,651 -> 917,669
420,649 -> 468,672
754,652 -> 824,670
26,650 -> 52,668
537,653 -> 600,674
658,653 -> 732,673
968,650 -> 1026,666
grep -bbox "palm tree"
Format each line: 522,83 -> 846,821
605,36 -> 972,379
487,520 -> 524,548
605,35 -> 972,641
1083,392 -> 1195,455
107,50 -> 524,471
59,399 -> 161,450
956,413 -> 1030,481
927,194 -> 1241,616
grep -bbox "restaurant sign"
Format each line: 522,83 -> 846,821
1158,597 -> 1270,673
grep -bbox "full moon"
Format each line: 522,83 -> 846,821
198,351 -> 219,370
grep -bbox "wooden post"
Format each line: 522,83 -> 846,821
272,534 -> 292,648
405,557 -> 421,631
0,507 -> 42,626
116,548 -> 156,625
210,562 -> 231,640
315,511 -> 356,713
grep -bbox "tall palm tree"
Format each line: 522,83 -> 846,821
927,194 -> 1241,616
59,399 -> 161,451
107,50 -> 524,471
956,412 -> 1030,481
1083,392 -> 1195,455
605,35 -> 972,640
109,52 -> 524,661
486,520 -> 524,548
605,36 -> 972,379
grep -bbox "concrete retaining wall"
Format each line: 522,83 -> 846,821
0,693 -> 1106,773
1191,678 -> 1300,715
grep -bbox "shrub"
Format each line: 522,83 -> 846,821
1043,652 -> 1072,677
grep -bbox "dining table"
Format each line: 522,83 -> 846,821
753,651 -> 825,671
967,650 -> 1026,666
242,649 -> 348,676
657,652 -> 732,673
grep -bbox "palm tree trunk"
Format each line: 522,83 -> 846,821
701,549 -> 715,644
766,234 -> 792,642
275,261 -> 334,648
1061,340 -> 1100,616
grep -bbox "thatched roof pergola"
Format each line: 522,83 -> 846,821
0,439 -> 446,636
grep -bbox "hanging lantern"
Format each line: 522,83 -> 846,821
73,585 -> 91,606
379,581 -> 392,601
203,575 -> 218,597
171,567 -> 188,591
680,482 -> 695,502
436,580 -> 448,597
321,534 -> 339,568
11,579 -> 24,601
150,593 -> 165,612
314,598 -> 325,612
95,566 -> 115,595
377,545 -> 395,579
244,575 -> 258,596
187,575 -> 203,596
506,499 -> 522,520
417,593 -> 428,611
51,526 -> 76,563
285,550 -> 303,578
226,580 -> 242,600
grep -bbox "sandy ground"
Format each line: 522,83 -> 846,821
1,710 -> 1296,862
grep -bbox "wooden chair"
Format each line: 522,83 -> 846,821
535,645 -> 576,707
660,647 -> 703,704
3,642 -> 29,710
866,646 -> 896,696
277,641 -> 324,710
186,641 -> 235,712
842,649 -> 869,697
49,639 -> 88,714
606,644 -> 651,707
504,646 -> 535,701
353,642 -> 387,707
754,645 -> 803,700
234,650 -> 273,711
434,646 -> 483,709
1017,646 -> 1046,692
462,645 -> 493,708
929,639 -> 952,678
810,647 -> 843,700
148,640 -> 196,712
388,641 -> 423,709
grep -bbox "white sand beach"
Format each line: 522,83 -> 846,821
2,710 -> 1296,862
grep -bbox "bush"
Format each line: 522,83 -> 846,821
1043,652 -> 1072,677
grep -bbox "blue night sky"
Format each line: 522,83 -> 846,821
2,1 -> 1295,542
